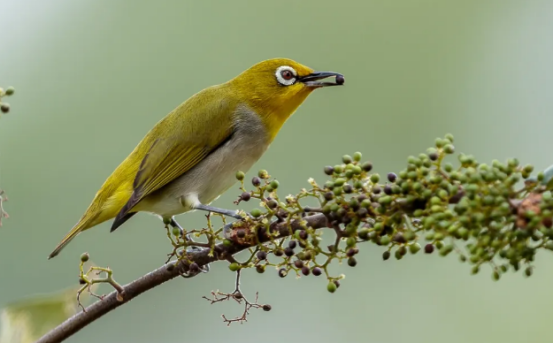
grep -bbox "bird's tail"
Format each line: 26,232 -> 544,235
48,218 -> 91,259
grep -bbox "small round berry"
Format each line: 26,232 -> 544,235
382,251 -> 391,260
343,184 -> 353,193
324,166 -> 334,175
240,192 -> 251,201
298,230 -> 308,240
80,253 -> 90,262
274,249 -> 284,257
370,174 -> 380,183
428,152 -> 438,161
267,200 -> 278,209
336,74 -> 345,85
235,171 -> 245,181
270,180 -> 280,189
256,265 -> 265,273
294,260 -> 304,268
229,262 -> 240,271
353,152 -> 362,162
262,304 -> 272,311
257,251 -> 267,260
284,247 -> 294,257
362,162 -> 373,172
424,244 -> 434,254
5,87 -> 15,95
301,266 -> 310,276
171,226 -> 180,237
250,208 -> 262,217
1,103 -> 10,114
444,144 -> 455,154
347,257 -> 357,267
258,170 -> 269,179
387,173 -> 397,183
312,267 -> 322,276
288,240 -> 297,249
278,268 -> 287,278
327,281 -> 337,293
342,155 -> 352,164
251,177 -> 261,187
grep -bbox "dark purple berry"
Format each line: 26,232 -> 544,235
301,266 -> 310,276
252,176 -> 261,187
347,257 -> 357,267
384,185 -> 393,195
278,268 -> 287,278
240,192 -> 251,201
424,244 -> 434,254
257,251 -> 267,260
312,267 -> 322,276
299,230 -> 308,240
284,247 -> 294,257
288,240 -> 297,249
237,229 -> 246,238
294,260 -> 304,268
263,304 -> 272,311
387,173 -> 397,183
324,166 -> 334,175
382,251 -> 391,260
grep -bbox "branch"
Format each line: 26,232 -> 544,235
36,214 -> 326,343
37,134 -> 553,342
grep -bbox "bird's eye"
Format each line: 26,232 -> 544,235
281,70 -> 294,80
275,66 -> 297,86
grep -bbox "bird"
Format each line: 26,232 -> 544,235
48,58 -> 344,260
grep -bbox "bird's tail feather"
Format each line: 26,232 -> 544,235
48,219 -> 90,259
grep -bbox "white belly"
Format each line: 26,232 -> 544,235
135,110 -> 269,218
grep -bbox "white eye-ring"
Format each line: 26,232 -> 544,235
275,66 -> 297,86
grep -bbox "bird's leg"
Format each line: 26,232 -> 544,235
170,217 -> 210,276
193,204 -> 244,220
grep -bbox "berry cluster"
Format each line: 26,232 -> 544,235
167,134 -> 552,294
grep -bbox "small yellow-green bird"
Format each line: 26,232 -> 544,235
48,58 -> 344,259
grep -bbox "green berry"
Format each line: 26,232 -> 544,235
229,262 -> 240,271
353,152 -> 362,162
80,253 -> 90,262
379,236 -> 391,246
172,227 -> 180,236
258,169 -> 269,179
235,171 -> 245,181
270,180 -> 279,189
223,239 -> 233,247
327,281 -> 337,293
444,144 -> 455,154
445,133 -> 454,143
5,87 -> 14,96
334,178 -> 346,186
250,208 -> 262,217
342,155 -> 352,164
370,174 -> 380,183
378,196 -> 392,205
492,271 -> 500,281
346,237 -> 356,247
409,243 -> 421,254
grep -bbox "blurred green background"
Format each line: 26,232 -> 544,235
0,0 -> 552,342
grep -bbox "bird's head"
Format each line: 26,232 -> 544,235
229,58 -> 344,138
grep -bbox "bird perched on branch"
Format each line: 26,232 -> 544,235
48,58 -> 344,260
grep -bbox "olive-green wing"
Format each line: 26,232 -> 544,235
111,97 -> 235,231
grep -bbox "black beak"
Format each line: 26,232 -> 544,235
300,71 -> 345,88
